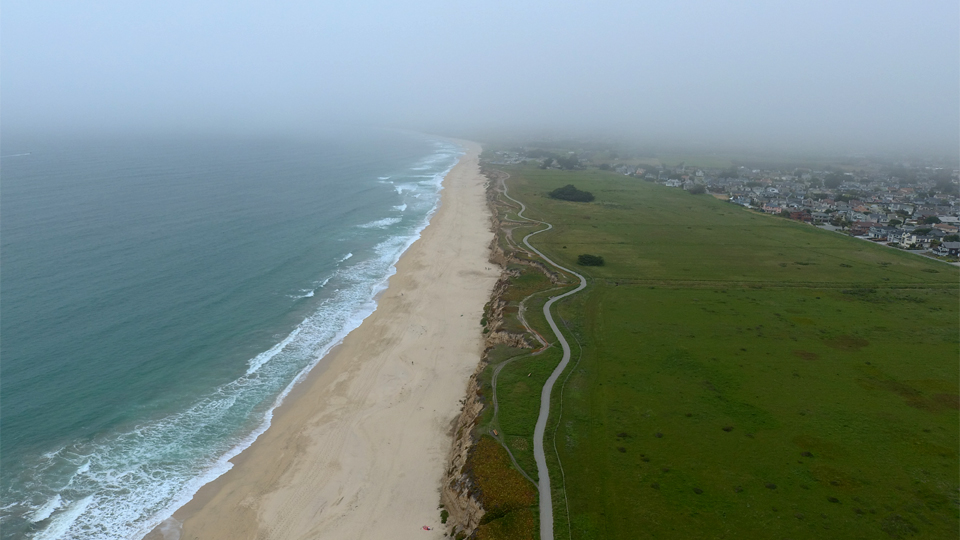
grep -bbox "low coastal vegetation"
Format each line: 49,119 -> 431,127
466,436 -> 538,539
450,156 -> 958,540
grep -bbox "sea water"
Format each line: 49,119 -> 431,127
0,130 -> 463,539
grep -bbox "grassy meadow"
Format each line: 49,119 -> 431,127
488,163 -> 958,539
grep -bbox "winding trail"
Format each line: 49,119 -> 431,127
499,175 -> 587,540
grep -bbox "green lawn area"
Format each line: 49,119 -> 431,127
496,164 -> 959,539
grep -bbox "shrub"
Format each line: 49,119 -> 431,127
577,254 -> 604,266
440,509 -> 449,524
549,184 -> 594,202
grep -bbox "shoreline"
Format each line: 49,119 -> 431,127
149,141 -> 497,540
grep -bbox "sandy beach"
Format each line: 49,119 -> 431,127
160,141 -> 497,540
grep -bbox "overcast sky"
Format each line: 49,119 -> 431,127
3,1 -> 957,153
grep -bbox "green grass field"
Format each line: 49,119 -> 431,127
491,164 -> 958,539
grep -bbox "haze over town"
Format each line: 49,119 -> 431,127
3,0 -> 958,155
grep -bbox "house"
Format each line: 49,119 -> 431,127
850,221 -> 873,236
867,226 -> 896,240
899,232 -> 935,249
938,216 -> 960,225
933,241 -> 960,256
811,212 -> 830,224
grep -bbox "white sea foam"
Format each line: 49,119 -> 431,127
289,288 -> 316,299
41,447 -> 64,460
378,176 -> 390,180
28,495 -> 62,523
18,139 -> 466,540
338,253 -> 353,262
246,327 -> 302,375
358,217 -> 401,229
393,204 -> 407,212
157,517 -> 182,540
33,496 -> 92,540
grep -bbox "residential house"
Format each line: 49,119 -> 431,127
933,242 -> 960,257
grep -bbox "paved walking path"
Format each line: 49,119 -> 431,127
499,178 -> 586,540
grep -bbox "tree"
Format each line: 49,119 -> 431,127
824,175 -> 842,189
688,184 -> 706,194
577,254 -> 605,266
888,219 -> 903,227
923,216 -> 942,224
555,154 -> 580,170
598,163 -> 611,170
830,216 -> 851,230
539,157 -> 554,169
944,234 -> 960,242
548,184 -> 594,202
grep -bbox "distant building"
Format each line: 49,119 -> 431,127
933,242 -> 960,257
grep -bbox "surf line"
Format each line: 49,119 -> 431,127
499,174 -> 586,540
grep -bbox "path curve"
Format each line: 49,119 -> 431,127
499,176 -> 586,540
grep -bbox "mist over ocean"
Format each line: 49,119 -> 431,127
0,129 -> 463,539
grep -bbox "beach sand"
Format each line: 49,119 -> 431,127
161,142 -> 497,540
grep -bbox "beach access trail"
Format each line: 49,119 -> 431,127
164,142 -> 499,540
500,178 -> 587,540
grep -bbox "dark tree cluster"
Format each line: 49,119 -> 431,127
549,184 -> 595,202
577,254 -> 605,266
554,154 -> 581,170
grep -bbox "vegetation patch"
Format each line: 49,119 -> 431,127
792,350 -> 819,361
577,254 -> 604,266
825,334 -> 870,351
475,507 -> 537,540
548,184 -> 594,202
465,436 -> 537,539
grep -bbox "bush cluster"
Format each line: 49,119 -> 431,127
578,254 -> 605,266
548,184 -> 594,202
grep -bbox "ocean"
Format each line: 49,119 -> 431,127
0,130 -> 463,539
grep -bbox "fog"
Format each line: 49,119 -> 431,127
3,1 -> 957,154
